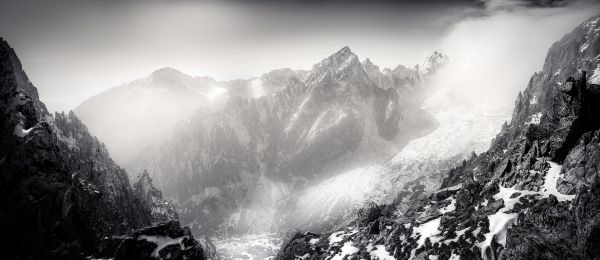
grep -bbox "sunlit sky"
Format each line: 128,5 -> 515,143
0,0 -> 598,112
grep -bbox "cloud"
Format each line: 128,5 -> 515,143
429,0 -> 600,110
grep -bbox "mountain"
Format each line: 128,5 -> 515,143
124,46 -> 450,235
0,38 -> 210,259
74,67 -> 227,164
276,14 -> 600,260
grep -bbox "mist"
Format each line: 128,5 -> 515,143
431,0 -> 600,110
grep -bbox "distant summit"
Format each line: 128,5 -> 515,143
74,68 -> 221,163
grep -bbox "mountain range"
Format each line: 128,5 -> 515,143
277,14 -> 600,260
74,41 -> 518,239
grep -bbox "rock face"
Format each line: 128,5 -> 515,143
134,170 -> 179,224
125,47 -> 447,234
276,14 -> 600,260
0,38 -> 209,259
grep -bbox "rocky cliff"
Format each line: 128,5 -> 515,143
134,170 -> 180,224
276,14 -> 600,260
0,38 -> 209,259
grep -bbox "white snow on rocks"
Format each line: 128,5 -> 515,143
529,112 -> 542,124
13,123 -> 32,137
368,245 -> 395,260
439,197 -> 456,214
478,162 -> 574,258
137,235 -> 185,258
478,209 -> 517,258
449,253 -> 461,260
328,229 -> 358,246
331,242 -> 359,260
412,218 -> 442,248
543,162 -> 576,201
580,43 -> 590,53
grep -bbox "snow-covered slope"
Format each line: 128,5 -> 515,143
287,86 -> 511,230
388,87 -> 511,193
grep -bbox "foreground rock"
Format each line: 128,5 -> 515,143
114,220 -> 206,260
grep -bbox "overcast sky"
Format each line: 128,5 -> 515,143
0,0 -> 598,112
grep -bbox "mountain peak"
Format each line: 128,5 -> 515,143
149,67 -> 189,80
337,46 -> 353,55
146,67 -> 195,89
331,46 -> 357,60
320,46 -> 359,71
421,51 -> 448,74
136,169 -> 152,184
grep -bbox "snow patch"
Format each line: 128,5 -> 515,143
328,229 -> 358,246
543,162 -> 576,201
529,112 -> 542,125
439,197 -> 456,214
13,123 -> 32,137
449,253 -> 461,260
412,218 -> 442,248
580,43 -> 590,53
137,235 -> 185,258
369,245 -> 395,260
331,242 -> 358,260
478,165 -> 575,258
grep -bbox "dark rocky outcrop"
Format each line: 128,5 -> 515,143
114,220 -> 206,260
0,38 -> 210,259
